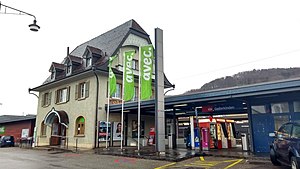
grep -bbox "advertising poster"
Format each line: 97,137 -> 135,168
113,122 -> 122,140
132,120 -> 145,138
98,121 -> 111,142
21,128 -> 29,138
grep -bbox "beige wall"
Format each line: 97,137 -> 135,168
35,34 -> 153,149
36,75 -> 98,149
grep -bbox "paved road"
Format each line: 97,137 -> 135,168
0,147 -> 289,169
155,156 -> 289,169
0,147 -> 166,169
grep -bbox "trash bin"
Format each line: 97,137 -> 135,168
241,133 -> 249,151
168,134 -> 173,149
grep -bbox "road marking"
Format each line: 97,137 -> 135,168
224,159 -> 243,169
154,162 -> 176,169
114,158 -> 136,164
200,156 -> 205,161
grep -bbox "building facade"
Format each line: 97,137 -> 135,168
0,115 -> 36,144
30,20 -> 173,149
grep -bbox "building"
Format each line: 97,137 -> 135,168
30,19 -> 173,149
0,115 -> 36,144
30,19 -> 300,153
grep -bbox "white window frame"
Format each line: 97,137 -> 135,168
112,84 -> 122,99
132,59 -> 138,70
56,87 -> 69,104
79,82 -> 86,99
66,62 -> 72,75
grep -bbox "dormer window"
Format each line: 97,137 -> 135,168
86,56 -> 92,67
66,61 -> 72,75
51,69 -> 56,80
85,50 -> 92,67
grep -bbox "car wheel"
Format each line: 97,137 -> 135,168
270,148 -> 281,166
291,156 -> 299,169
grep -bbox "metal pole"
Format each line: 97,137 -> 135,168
195,107 -> 202,152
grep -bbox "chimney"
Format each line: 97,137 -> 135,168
67,47 -> 69,56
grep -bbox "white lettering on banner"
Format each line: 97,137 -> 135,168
142,48 -> 152,81
109,69 -> 114,78
125,53 -> 133,83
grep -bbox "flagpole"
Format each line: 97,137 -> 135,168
106,74 -> 110,149
121,54 -> 126,151
121,94 -> 124,150
137,47 -> 141,151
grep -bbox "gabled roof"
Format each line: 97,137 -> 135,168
68,55 -> 82,64
85,45 -> 105,56
49,62 -> 65,71
0,115 -> 36,124
70,19 -> 150,58
32,19 -> 174,91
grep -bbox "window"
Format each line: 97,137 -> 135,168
112,83 -> 122,99
55,87 -> 70,104
277,124 -> 292,139
76,116 -> 85,135
274,115 -> 289,130
132,59 -> 138,70
85,51 -> 92,67
51,69 -> 56,80
292,125 -> 300,139
66,62 -> 72,75
251,105 -> 268,114
294,101 -> 300,112
271,102 -> 289,113
42,92 -> 51,107
75,82 -> 89,100
41,121 -> 47,136
131,87 -> 138,101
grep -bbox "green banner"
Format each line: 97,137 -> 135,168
123,50 -> 135,101
140,45 -> 154,100
0,126 -> 5,134
109,55 -> 117,97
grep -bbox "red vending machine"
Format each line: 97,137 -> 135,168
201,128 -> 209,151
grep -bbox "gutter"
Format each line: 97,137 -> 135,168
92,66 -> 99,148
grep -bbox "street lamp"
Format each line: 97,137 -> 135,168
0,2 -> 40,32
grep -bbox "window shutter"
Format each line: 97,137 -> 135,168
41,93 -> 45,106
75,84 -> 79,100
67,86 -> 70,102
85,81 -> 90,98
48,92 -> 52,106
55,90 -> 58,104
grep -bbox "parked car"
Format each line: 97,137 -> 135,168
269,122 -> 300,169
0,135 -> 15,147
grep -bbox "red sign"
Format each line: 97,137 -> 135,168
202,105 -> 214,113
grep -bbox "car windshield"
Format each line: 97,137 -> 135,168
291,125 -> 300,139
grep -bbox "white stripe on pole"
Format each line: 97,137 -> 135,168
105,77 -> 110,149
121,53 -> 126,151
138,46 -> 141,151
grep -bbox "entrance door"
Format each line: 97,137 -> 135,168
252,114 -> 274,152
50,117 -> 61,146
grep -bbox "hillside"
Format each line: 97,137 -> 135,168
184,68 -> 300,94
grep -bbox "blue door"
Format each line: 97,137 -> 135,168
252,114 -> 274,152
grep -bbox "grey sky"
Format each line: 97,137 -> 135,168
1,0 -> 300,115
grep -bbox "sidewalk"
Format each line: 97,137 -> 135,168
33,145 -> 270,162
94,146 -> 270,162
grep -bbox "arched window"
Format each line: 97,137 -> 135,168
76,116 -> 85,135
41,121 -> 47,136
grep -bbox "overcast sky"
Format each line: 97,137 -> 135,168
1,0 -> 300,116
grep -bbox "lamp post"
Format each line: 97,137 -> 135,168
0,2 -> 40,32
